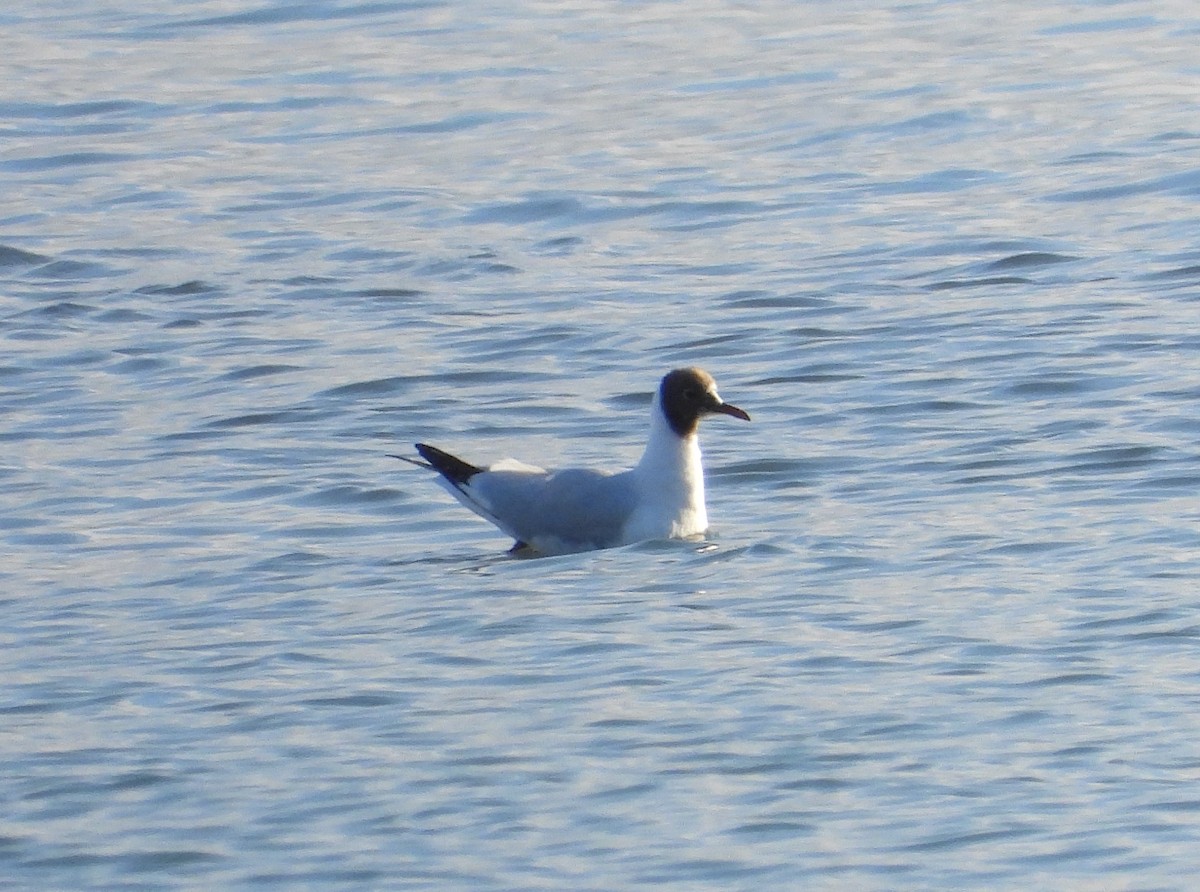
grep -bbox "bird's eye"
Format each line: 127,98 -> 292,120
683,389 -> 698,401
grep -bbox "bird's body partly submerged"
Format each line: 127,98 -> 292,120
403,368 -> 750,555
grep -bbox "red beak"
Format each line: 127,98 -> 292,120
713,402 -> 751,421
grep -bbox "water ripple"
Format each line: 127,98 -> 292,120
3,2 -> 1200,889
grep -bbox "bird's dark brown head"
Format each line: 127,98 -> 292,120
658,367 -> 750,438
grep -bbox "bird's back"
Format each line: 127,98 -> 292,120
472,466 -> 638,553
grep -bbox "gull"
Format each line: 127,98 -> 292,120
399,367 -> 750,555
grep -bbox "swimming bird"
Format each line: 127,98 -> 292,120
400,367 -> 750,555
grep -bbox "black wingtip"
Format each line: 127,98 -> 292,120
414,442 -> 483,485
389,453 -> 428,469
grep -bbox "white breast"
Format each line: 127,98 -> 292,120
620,398 -> 709,542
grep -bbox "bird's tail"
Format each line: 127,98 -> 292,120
394,443 -> 483,486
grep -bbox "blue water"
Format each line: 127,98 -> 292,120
3,1 -> 1200,888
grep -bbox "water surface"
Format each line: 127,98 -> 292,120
3,1 -> 1200,888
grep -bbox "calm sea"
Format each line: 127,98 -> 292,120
3,1 -> 1199,888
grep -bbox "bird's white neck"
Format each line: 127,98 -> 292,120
632,393 -> 708,534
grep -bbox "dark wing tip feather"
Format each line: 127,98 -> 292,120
388,453 -> 429,468
414,442 -> 483,486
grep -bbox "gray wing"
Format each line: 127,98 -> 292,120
471,467 -> 638,551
